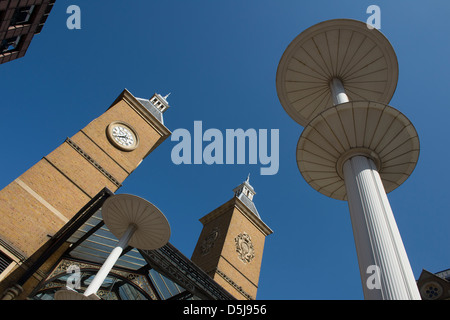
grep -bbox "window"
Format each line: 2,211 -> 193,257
0,36 -> 21,53
10,5 -> 35,26
148,269 -> 184,299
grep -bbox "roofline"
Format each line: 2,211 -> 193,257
108,89 -> 172,158
200,197 -> 273,236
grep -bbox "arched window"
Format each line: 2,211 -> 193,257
31,267 -> 152,300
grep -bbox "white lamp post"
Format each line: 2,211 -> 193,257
276,19 -> 421,299
55,194 -> 171,300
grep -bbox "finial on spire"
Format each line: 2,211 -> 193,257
246,173 -> 250,183
163,93 -> 171,100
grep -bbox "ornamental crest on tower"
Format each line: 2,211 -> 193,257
235,232 -> 255,264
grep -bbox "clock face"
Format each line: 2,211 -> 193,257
112,125 -> 134,146
107,122 -> 138,151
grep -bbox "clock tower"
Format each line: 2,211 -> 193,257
191,176 -> 273,300
0,89 -> 171,295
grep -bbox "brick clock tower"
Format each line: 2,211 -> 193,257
191,177 -> 273,300
0,89 -> 171,296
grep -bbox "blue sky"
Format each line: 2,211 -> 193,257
1,1 -> 450,299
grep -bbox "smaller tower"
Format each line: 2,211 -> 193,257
191,176 -> 273,300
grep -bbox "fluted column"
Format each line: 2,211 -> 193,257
343,155 -> 421,300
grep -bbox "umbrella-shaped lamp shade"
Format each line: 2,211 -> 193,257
276,19 -> 399,127
101,194 -> 171,251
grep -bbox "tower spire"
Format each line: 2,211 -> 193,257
135,92 -> 171,125
233,175 -> 259,219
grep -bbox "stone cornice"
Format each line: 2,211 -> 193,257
234,197 -> 273,236
215,268 -> 253,300
65,137 -> 122,188
199,198 -> 273,237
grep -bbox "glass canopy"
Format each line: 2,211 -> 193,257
29,189 -> 234,301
